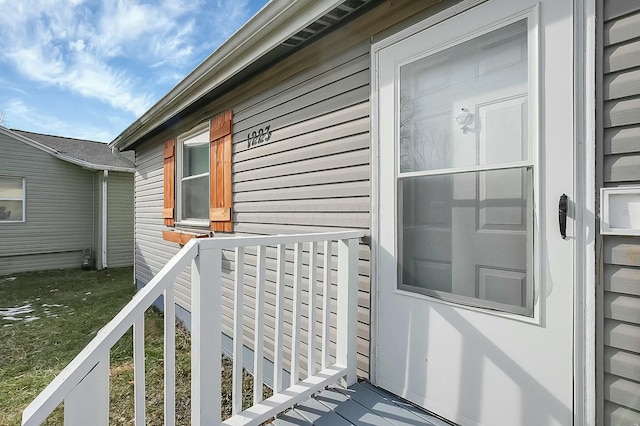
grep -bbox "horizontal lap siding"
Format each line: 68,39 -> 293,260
600,1 -> 640,424
134,46 -> 372,377
132,0 -> 443,380
0,134 -> 94,275
134,142 -> 191,307
106,172 -> 134,267
230,40 -> 372,376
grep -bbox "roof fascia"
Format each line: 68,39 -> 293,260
109,0 -> 346,151
0,127 -> 134,173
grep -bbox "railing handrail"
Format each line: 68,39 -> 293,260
22,230 -> 365,425
199,230 -> 366,250
22,240 -> 199,426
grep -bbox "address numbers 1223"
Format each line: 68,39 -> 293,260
247,125 -> 272,149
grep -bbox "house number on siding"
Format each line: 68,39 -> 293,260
247,125 -> 272,149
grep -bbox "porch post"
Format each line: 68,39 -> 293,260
336,237 -> 358,387
191,243 -> 221,425
64,352 -> 110,426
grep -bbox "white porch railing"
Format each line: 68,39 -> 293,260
22,230 -> 364,426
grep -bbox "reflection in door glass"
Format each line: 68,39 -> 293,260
398,168 -> 533,315
399,19 -> 528,173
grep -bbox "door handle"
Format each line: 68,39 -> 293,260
559,194 -> 568,239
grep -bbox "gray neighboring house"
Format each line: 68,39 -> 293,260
0,127 -> 135,275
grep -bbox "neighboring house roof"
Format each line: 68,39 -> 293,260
1,127 -> 134,172
110,0 -> 380,151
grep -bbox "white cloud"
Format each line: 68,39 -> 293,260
69,39 -> 86,52
0,0 -> 258,138
0,0 -> 221,117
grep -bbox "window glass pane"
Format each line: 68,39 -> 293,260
0,200 -> 23,221
0,177 -> 24,198
398,167 -> 532,315
182,175 -> 209,220
183,142 -> 209,177
399,19 -> 528,173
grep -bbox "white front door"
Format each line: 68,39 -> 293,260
374,1 -> 575,425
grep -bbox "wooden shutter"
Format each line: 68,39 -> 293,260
163,139 -> 175,227
209,111 -> 233,232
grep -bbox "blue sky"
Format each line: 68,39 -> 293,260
0,0 -> 269,142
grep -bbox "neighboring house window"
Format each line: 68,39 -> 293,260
0,177 -> 25,222
163,110 -> 233,233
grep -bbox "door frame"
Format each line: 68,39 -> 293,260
368,0 -> 597,424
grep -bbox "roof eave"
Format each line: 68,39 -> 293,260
109,0 -> 346,152
0,126 -> 134,173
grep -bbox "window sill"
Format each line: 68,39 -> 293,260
162,229 -> 211,245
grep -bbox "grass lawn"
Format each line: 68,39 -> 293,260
0,267 -> 270,425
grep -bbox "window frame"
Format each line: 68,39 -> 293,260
175,123 -> 211,227
0,176 -> 26,223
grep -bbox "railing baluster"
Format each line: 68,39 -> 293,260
133,314 -> 146,426
273,243 -> 286,393
21,240 -> 200,426
308,241 -> 317,376
191,246 -> 221,426
253,245 -> 266,403
164,284 -> 176,426
336,238 -> 358,387
232,247 -> 244,415
290,242 -> 303,387
322,240 -> 332,370
24,232 -> 367,426
64,352 -> 110,426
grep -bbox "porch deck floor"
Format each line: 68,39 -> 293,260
272,382 -> 453,426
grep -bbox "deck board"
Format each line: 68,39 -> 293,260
336,384 -> 442,426
272,409 -> 312,426
293,396 -> 353,426
317,387 -> 395,426
276,382 -> 452,426
361,383 -> 452,426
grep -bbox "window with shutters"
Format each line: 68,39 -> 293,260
163,110 -> 233,234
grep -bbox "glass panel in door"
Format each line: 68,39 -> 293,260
397,19 -> 533,315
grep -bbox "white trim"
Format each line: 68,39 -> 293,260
391,5 -> 540,317
370,0 -> 495,387
0,126 -> 134,173
369,34 -> 380,384
599,186 -> 640,235
370,0 -> 488,52
102,170 -> 108,269
397,160 -> 533,178
574,0 -> 597,423
176,123 -> 210,225
110,0 -> 349,151
0,176 -> 26,223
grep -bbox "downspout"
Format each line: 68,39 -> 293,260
92,173 -> 96,266
102,170 -> 108,269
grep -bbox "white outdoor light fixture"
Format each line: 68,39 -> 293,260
600,186 -> 640,235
